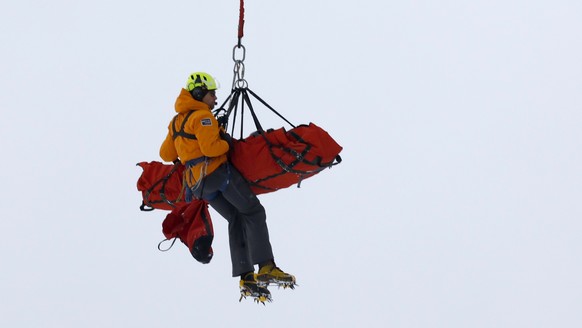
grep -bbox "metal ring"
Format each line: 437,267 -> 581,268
235,79 -> 248,89
232,44 -> 246,62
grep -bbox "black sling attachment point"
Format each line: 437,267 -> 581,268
213,87 -> 342,168
213,87 -> 295,139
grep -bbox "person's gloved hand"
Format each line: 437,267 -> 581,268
220,130 -> 234,149
217,115 -> 228,127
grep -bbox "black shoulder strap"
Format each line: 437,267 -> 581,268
172,111 -> 197,140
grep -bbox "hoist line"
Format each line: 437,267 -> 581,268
237,0 -> 245,46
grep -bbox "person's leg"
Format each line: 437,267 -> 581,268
219,165 -> 274,267
194,164 -> 274,274
208,194 -> 255,277
194,165 -> 253,276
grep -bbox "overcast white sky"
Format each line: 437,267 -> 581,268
1,1 -> 581,327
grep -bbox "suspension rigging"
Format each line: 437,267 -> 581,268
211,0 -> 342,194
213,0 -> 295,139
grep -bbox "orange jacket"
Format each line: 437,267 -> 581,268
160,89 -> 229,187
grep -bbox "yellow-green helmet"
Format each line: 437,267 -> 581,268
186,72 -> 218,100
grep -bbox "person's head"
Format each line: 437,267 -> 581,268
186,72 -> 219,109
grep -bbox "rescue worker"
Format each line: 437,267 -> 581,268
159,72 -> 295,301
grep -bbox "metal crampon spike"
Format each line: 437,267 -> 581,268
239,289 -> 272,305
239,289 -> 252,302
283,282 -> 296,290
254,295 -> 271,305
274,281 -> 297,290
258,281 -> 298,289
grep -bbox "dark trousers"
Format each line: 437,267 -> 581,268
192,163 -> 274,277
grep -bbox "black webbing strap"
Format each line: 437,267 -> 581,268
213,87 -> 340,191
215,87 -> 295,138
287,130 -> 343,167
241,89 -> 265,133
172,111 -> 197,140
246,88 -> 295,129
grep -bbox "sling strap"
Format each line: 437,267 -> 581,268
172,111 -> 197,140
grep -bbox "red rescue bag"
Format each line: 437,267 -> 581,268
135,123 -> 342,208
136,161 -> 187,211
230,122 -> 342,195
159,199 -> 214,264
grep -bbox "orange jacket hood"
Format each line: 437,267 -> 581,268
175,88 -> 210,114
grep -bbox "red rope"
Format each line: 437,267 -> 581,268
237,0 -> 245,45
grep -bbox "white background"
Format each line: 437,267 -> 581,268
1,1 -> 581,327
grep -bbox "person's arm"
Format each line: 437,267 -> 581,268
194,113 -> 230,157
159,126 -> 179,162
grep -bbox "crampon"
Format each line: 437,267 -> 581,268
239,281 -> 272,305
256,267 -> 297,290
256,279 -> 297,290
